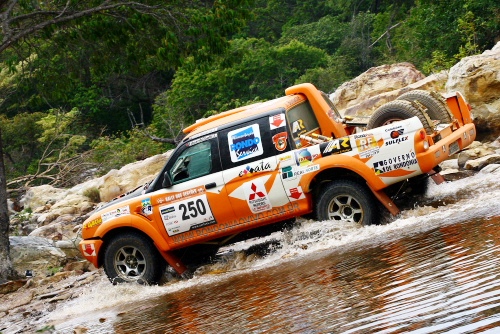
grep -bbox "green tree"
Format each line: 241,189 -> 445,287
0,112 -> 45,179
1,0 -> 251,132
392,0 -> 500,72
152,38 -> 328,137
334,11 -> 377,73
91,128 -> 166,174
243,0 -> 331,42
0,127 -> 16,282
0,0 -> 252,283
279,15 -> 349,55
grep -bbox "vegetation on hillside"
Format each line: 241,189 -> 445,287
1,0 -> 499,192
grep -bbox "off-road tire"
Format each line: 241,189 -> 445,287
103,232 -> 165,285
367,100 -> 434,134
315,180 -> 378,226
397,90 -> 453,124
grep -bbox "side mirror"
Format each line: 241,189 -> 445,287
162,171 -> 173,188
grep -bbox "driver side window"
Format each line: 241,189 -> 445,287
170,141 -> 212,184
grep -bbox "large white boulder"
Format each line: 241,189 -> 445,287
332,63 -> 448,117
446,42 -> 500,135
9,236 -> 67,277
331,43 -> 500,138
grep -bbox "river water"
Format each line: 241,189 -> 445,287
40,167 -> 500,333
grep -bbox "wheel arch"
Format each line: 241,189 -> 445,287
300,156 -> 388,194
95,218 -> 170,268
307,167 -> 372,203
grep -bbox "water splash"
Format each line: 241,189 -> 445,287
44,168 -> 500,331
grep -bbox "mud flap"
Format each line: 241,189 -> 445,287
367,184 -> 400,216
162,251 -> 188,275
428,169 -> 446,185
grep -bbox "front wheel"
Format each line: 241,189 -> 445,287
103,232 -> 165,285
315,180 -> 378,226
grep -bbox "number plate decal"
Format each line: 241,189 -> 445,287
160,195 -> 216,236
449,141 -> 460,155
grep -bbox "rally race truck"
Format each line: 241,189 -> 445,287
79,83 -> 476,284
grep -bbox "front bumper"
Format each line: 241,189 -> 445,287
79,239 -> 103,268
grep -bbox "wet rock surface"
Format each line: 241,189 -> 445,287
0,269 -> 100,333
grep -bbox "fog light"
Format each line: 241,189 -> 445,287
423,140 -> 429,150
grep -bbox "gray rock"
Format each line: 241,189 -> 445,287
478,163 -> 500,174
446,42 -> 500,135
9,236 -> 67,277
465,154 -> 500,170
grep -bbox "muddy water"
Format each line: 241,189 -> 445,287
42,169 -> 500,333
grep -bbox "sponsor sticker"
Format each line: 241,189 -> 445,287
83,217 -> 103,229
272,132 -> 288,151
278,154 -> 293,163
354,133 -> 379,158
228,124 -> 264,162
292,119 -> 306,136
288,186 -> 305,201
188,133 -> 217,146
385,129 -> 408,146
269,114 -> 286,130
321,137 -> 352,156
82,243 -> 96,257
101,205 -> 130,223
159,196 -> 216,236
243,179 -> 272,213
282,164 -> 320,180
141,198 -> 153,216
373,152 -> 417,174
156,187 -> 206,204
239,160 -> 272,177
295,148 -> 317,166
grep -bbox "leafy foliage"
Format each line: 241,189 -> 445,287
152,38 -> 328,136
1,0 -> 500,191
90,128 -> 167,174
0,112 -> 45,179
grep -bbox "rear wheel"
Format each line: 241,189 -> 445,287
103,232 -> 165,285
397,90 -> 452,124
367,100 -> 434,134
315,180 -> 378,226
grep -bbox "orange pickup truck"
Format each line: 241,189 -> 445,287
79,83 -> 476,284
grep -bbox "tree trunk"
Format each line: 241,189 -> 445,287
0,128 -> 14,283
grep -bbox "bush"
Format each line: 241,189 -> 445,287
90,127 -> 168,175
83,187 -> 101,203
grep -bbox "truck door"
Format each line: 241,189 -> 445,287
151,133 -> 235,240
279,100 -> 323,211
220,111 -> 294,223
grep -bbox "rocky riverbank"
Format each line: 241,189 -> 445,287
2,42 -> 500,334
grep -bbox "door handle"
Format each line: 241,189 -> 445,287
205,182 -> 217,189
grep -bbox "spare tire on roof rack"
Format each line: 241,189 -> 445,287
366,99 -> 434,134
397,90 -> 453,124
